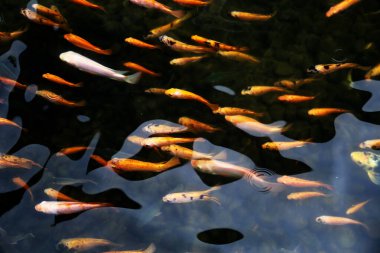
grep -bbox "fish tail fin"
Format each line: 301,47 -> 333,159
212,150 -> 227,160
171,10 -> 185,19
97,6 -> 107,12
207,103 -> 219,111
75,82 -> 83,87
322,183 -> 334,191
238,46 -> 249,52
281,123 -> 293,133
206,195 -> 221,205
144,243 -> 156,253
74,100 -> 86,107
124,72 -> 142,84
99,49 -> 112,55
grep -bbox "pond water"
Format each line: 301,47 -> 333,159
1,0 -> 380,252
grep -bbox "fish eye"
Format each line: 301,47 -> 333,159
315,217 -> 322,222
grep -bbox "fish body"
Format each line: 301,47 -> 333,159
0,117 -> 23,129
350,151 -> 380,185
274,78 -> 319,89
123,62 -> 160,76
125,37 -> 159,49
0,76 -> 27,89
217,50 -> 259,64
359,139 -> 380,150
308,108 -> 349,117
241,86 -> 288,96
64,34 -> 111,55
36,90 -> 85,107
165,88 -> 219,110
225,115 -> 288,136
162,186 -> 220,204
178,117 -> 221,133
142,123 -> 188,135
191,35 -> 248,51
142,137 -> 197,148
346,199 -> 370,215
69,0 -> 106,12
20,9 -> 68,31
277,175 -> 333,190
262,140 -> 312,151
170,55 -> 207,65
0,154 -> 42,169
160,144 -> 214,160
307,63 -> 368,74
287,191 -> 328,200
315,215 -> 368,231
44,188 -> 77,201
43,73 -> 82,88
108,156 -> 180,172
0,28 -> 27,43
213,107 -> 263,117
159,35 -> 215,53
230,11 -> 275,21
103,243 -> 156,253
58,238 -> 116,251
57,146 -> 93,156
130,0 -> 184,18
365,63 -> 380,79
59,51 -> 141,84
277,95 -> 315,103
12,177 -> 33,200
35,201 -> 111,215
145,13 -> 191,39
173,0 -> 210,7
326,0 -> 360,18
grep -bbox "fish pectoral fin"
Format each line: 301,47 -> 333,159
367,171 -> 380,185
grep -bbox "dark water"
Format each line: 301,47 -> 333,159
1,0 -> 380,252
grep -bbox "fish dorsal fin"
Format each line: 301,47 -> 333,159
268,120 -> 286,128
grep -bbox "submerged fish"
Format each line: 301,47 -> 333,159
159,35 -> 215,53
64,33 -> 112,55
12,177 -> 33,201
102,243 -> 156,253
36,90 -> 85,107
142,123 -> 188,135
145,13 -> 192,39
365,63 -> 380,79
44,188 -> 78,202
346,199 -> 370,215
144,88 -> 167,94
191,35 -> 248,52
262,140 -> 312,151
52,177 -> 97,186
287,191 -> 328,200
308,108 -> 349,117
20,9 -> 69,31
43,73 -> 82,88
57,238 -> 117,251
123,62 -> 160,77
125,37 -> 159,49
35,201 -> 112,215
217,50 -> 260,64
173,0 -> 210,7
0,76 -> 28,89
0,27 -> 27,43
326,0 -> 361,18
69,0 -> 106,12
241,86 -> 289,96
0,154 -> 42,169
163,186 -> 220,204
213,107 -> 263,117
359,139 -> 380,150
230,11 -> 275,21
170,55 -> 207,66
0,117 -> 23,130
178,116 -> 221,133
56,146 -> 93,156
31,4 -> 60,18
160,144 -> 218,160
274,78 -> 320,89
142,136 -> 198,148
130,0 -> 184,18
59,51 -> 141,84
315,215 -> 368,231
90,154 -> 108,167
277,175 -> 333,190
307,63 -> 368,75
350,151 -> 380,185
108,157 -> 180,172
277,95 -> 315,103
165,88 -> 219,110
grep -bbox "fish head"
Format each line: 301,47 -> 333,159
351,151 -> 379,170
261,142 -> 274,150
59,51 -> 76,64
34,201 -> 46,212
162,194 -> 172,202
315,216 -> 326,224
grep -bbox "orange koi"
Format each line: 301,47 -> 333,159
241,86 -> 289,96
44,188 -> 78,202
144,88 -> 167,94
0,76 -> 27,89
90,154 -> 109,167
173,0 -> 210,7
326,0 -> 361,18
0,117 -> 23,130
58,238 -> 118,251
56,146 -> 93,156
36,90 -> 86,107
31,4 -> 60,18
346,199 -> 370,215
213,107 -> 263,117
35,201 -> 112,215
0,154 -> 42,169
315,216 -> 368,231
42,73 -> 82,88
64,33 -> 112,55
0,27 -> 28,43
69,0 -> 106,12
159,35 -> 215,53
125,37 -> 159,49
359,139 -> 380,150
108,156 -> 180,172
12,177 -> 33,201
178,116 -> 221,133
142,123 -> 188,135
145,13 -> 192,39
49,5 -> 71,30
365,63 -> 380,79
191,35 -> 248,52
161,144 -> 214,160
165,88 -> 219,110
170,55 -> 207,66
230,11 -> 275,21
141,137 -> 198,148
20,9 -> 69,32
217,50 -> 259,64
308,108 -> 349,117
274,78 -> 320,89
287,191 -> 328,200
123,62 -> 160,77
130,0 -> 185,18
277,94 -> 315,103
307,63 -> 369,75
262,140 -> 312,151
277,175 -> 333,190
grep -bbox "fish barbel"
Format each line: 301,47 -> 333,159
35,201 -> 112,215
163,186 -> 221,204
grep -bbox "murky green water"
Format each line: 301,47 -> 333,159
1,0 -> 380,252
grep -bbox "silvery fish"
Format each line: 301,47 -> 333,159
59,51 -> 141,84
351,151 -> 380,185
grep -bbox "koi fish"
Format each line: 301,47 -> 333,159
287,191 -> 328,200
308,108 -> 349,117
31,4 -> 60,18
277,175 -> 333,190
159,35 -> 215,53
241,86 -> 289,96
274,78 -> 320,89
262,140 -> 312,151
277,95 -> 315,103
57,238 -> 117,251
123,62 -> 160,77
125,37 -> 159,49
69,0 -> 106,12
191,159 -> 282,192
64,34 -> 112,55
359,139 -> 380,150
217,50 -> 259,64
0,117 -> 23,130
178,117 -> 221,133
170,55 -> 207,66
326,0 -> 361,18
307,63 -> 369,75
144,88 -> 167,94
108,156 -> 180,172
161,144 -> 215,160
315,216 -> 368,231
346,199 -> 370,215
44,188 -> 77,202
56,146 -> 93,156
130,0 -> 184,18
42,73 -> 82,88
0,27 -> 27,43
90,154 -> 108,166
59,51 -> 141,84
145,13 -> 192,39
173,0 -> 210,6
225,115 -> 290,136
35,201 -> 112,215
0,76 -> 27,89
163,186 -> 220,204
20,9 -> 69,32
36,90 -> 86,107
213,107 -> 263,117
165,88 -> 219,110
102,243 -> 156,253
142,123 -> 188,135
191,35 -> 247,51
350,151 -> 380,185
0,154 -> 42,169
49,5 -> 71,31
365,63 -> 380,79
230,11 -> 275,21
141,137 -> 198,148
12,177 -> 33,201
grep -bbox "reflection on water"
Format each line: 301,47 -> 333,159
1,0 -> 380,252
